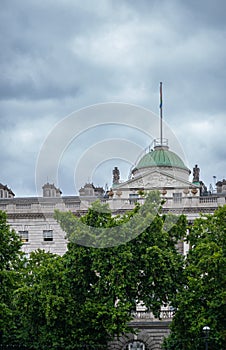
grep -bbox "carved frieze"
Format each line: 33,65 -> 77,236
127,172 -> 181,189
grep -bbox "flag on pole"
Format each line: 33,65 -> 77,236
160,82 -> 163,109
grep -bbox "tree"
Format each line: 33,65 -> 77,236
163,205 -> 226,350
3,192 -> 187,349
54,191 -> 186,346
0,210 -> 24,344
11,250 -> 65,349
11,247 -> 127,349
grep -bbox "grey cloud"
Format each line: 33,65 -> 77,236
0,0 -> 226,195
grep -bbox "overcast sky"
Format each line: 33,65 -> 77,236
1,0 -> 226,197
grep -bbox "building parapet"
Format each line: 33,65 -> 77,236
131,308 -> 173,323
0,197 -> 81,214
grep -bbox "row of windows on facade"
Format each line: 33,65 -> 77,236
129,192 -> 182,202
0,203 -> 80,210
18,230 -> 53,242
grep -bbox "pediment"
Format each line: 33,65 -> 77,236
114,169 -> 196,190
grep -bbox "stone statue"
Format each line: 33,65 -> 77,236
113,167 -> 120,184
193,164 -> 200,182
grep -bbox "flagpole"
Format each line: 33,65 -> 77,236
160,82 -> 163,146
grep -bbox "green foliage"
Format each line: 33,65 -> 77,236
54,191 -> 167,248
53,191 -> 186,345
163,206 -> 226,350
0,210 -> 24,343
1,192 -> 187,349
11,250 -> 68,349
0,210 -> 23,270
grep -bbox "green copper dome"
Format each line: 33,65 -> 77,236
136,146 -> 188,170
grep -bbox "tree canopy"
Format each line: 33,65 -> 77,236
0,210 -> 24,343
1,192 -> 187,349
163,205 -> 226,350
53,191 -> 186,347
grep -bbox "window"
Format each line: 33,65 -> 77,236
16,204 -> 31,209
129,193 -> 139,198
129,193 -> 139,204
41,203 -> 55,208
173,192 -> 182,203
43,230 -> 53,241
44,189 -> 50,197
127,341 -> 145,350
19,230 -> 29,242
66,203 -> 80,209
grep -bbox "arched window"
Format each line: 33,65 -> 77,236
127,341 -> 145,350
